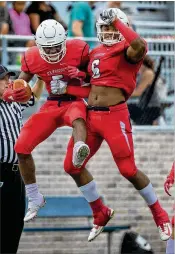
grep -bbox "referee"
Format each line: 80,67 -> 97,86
0,65 -> 44,253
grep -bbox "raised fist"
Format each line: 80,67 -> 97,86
100,9 -> 116,25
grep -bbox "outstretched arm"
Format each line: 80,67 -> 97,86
31,78 -> 45,100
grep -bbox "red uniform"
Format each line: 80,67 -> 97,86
64,40 -> 147,178
88,40 -> 143,100
15,39 -> 89,154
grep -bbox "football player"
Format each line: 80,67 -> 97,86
164,162 -> 174,254
14,19 -> 91,222
52,8 -> 172,242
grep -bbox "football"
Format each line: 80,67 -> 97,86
12,79 -> 32,103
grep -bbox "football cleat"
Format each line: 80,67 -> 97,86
24,195 -> 46,222
153,209 -> 172,241
73,142 -> 90,168
158,222 -> 172,241
88,207 -> 115,242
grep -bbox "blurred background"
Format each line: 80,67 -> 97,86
0,1 -> 174,253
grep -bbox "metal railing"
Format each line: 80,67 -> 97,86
0,35 -> 174,90
122,1 -> 168,9
133,21 -> 174,38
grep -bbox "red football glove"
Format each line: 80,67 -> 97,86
164,176 -> 174,196
67,66 -> 86,80
2,88 -> 28,103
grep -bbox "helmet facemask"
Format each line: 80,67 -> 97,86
37,40 -> 66,64
97,24 -> 123,46
35,19 -> 67,64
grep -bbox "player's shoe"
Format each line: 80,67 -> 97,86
154,210 -> 172,241
88,207 -> 115,242
24,195 -> 46,222
73,142 -> 90,168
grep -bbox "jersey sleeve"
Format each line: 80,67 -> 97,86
80,43 -> 90,71
71,3 -> 87,22
21,52 -> 30,73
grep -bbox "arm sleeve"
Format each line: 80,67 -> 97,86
67,86 -> 90,98
71,3 -> 86,22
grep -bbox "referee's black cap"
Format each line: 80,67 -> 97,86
0,65 -> 16,79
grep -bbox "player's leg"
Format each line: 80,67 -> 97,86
166,216 -> 174,254
64,131 -> 114,241
15,111 -> 58,222
105,106 -> 171,241
64,100 -> 90,168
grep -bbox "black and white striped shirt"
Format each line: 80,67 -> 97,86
0,96 -> 35,163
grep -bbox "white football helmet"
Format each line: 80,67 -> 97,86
35,19 -> 67,64
96,8 -> 129,46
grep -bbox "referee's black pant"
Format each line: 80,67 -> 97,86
0,163 -> 25,254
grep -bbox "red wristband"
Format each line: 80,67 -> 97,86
113,19 -> 139,44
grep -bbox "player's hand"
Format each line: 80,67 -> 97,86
2,87 -> 28,102
100,9 -> 116,25
50,80 -> 67,95
67,66 -> 86,80
164,176 -> 174,196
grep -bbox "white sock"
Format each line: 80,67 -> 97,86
74,141 -> 85,148
25,183 -> 43,204
166,238 -> 175,254
79,180 -> 100,202
138,182 -> 157,205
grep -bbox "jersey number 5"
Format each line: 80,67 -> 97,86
91,59 -> 100,78
51,75 -> 64,82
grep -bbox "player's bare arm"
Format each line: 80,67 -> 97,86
126,38 -> 146,63
18,71 -> 34,82
32,78 -> 45,100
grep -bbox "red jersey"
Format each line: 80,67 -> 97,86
88,40 -> 146,100
21,39 -> 89,94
